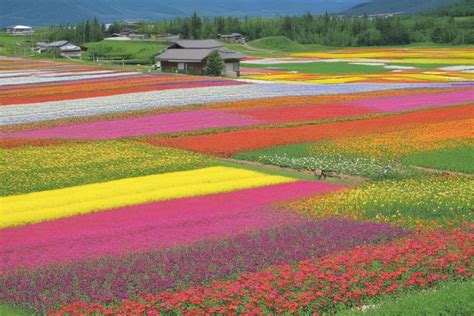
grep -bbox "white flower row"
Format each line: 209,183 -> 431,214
0,82 -> 464,126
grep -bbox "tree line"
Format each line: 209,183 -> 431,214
140,11 -> 474,46
44,18 -> 106,43
43,9 -> 474,46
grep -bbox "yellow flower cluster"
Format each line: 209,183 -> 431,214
0,166 -> 295,228
290,176 -> 473,229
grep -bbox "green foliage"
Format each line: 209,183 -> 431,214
46,18 -> 105,43
0,304 -> 32,316
191,12 -> 202,39
403,145 -> 474,174
204,50 -> 224,76
85,40 -> 168,64
0,141 -> 215,196
139,10 -> 474,47
241,61 -> 388,74
340,279 -> 474,316
429,0 -> 474,17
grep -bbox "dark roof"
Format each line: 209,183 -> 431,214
170,40 -> 223,49
36,41 -> 87,51
156,47 -> 245,62
48,40 -> 70,47
220,33 -> 243,38
219,47 -> 246,60
156,49 -> 212,62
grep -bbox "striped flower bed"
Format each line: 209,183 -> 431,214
0,166 -> 296,228
0,181 -> 343,272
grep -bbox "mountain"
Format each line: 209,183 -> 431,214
343,0 -> 461,16
428,0 -> 474,16
0,0 -> 364,27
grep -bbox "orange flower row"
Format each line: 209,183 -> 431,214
142,105 -> 473,157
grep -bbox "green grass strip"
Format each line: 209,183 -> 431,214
339,279 -> 474,315
403,145 -> 474,174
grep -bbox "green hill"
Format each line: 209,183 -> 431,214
248,36 -> 306,52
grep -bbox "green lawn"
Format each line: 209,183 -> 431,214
339,279 -> 474,316
0,30 -> 52,56
0,304 -> 32,316
0,32 -> 33,56
84,40 -> 169,64
403,145 -> 474,174
241,61 -> 388,74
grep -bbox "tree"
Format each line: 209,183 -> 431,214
181,19 -> 192,39
358,28 -> 382,46
191,12 -> 202,39
205,50 -> 224,76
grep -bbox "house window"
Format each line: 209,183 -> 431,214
178,63 -> 185,70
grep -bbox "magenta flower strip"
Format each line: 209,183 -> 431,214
351,89 -> 474,112
1,110 -> 262,139
0,218 -> 408,310
0,181 -> 343,272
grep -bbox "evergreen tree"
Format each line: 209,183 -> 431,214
191,12 -> 202,39
205,50 -> 224,76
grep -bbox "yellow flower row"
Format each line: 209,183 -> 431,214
0,166 -> 296,228
244,71 -> 473,84
292,48 -> 474,61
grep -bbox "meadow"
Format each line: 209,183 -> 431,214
0,45 -> 473,315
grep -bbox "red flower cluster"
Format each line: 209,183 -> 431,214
51,228 -> 473,315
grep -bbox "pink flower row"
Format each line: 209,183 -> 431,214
0,181 -> 343,272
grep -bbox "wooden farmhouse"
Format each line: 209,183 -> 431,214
155,40 -> 245,77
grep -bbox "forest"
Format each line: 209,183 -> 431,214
44,0 -> 474,46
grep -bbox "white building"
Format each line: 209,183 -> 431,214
6,25 -> 34,35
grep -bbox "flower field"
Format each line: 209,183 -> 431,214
242,48 -> 474,84
0,47 -> 473,315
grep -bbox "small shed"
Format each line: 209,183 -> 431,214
36,41 -> 88,58
219,33 -> 246,44
155,40 -> 245,77
129,34 -> 146,41
155,34 -> 181,41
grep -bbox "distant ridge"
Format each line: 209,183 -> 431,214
0,0 -> 364,27
343,0 -> 460,16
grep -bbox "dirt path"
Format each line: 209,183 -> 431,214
412,165 -> 473,178
243,42 -> 279,53
222,158 -> 368,183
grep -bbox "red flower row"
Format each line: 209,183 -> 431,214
144,105 -> 473,156
52,228 -> 473,315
